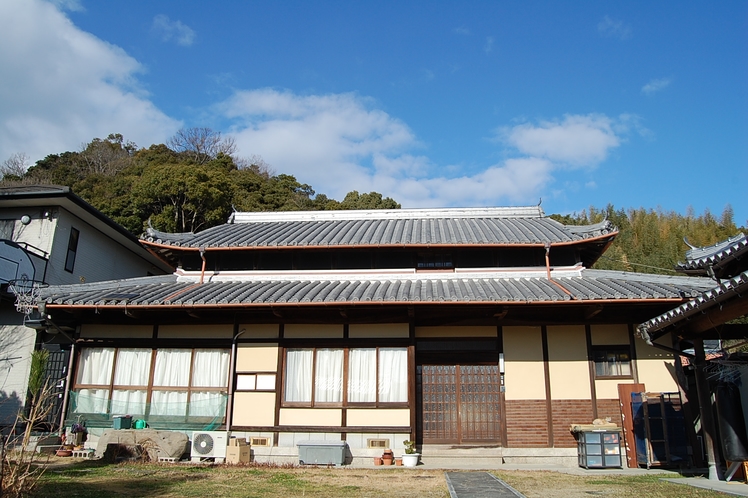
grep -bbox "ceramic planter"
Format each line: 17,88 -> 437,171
401,453 -> 420,467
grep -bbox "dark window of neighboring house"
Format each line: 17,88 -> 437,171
64,227 -> 79,273
593,346 -> 632,378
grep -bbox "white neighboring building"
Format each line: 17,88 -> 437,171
0,185 -> 172,427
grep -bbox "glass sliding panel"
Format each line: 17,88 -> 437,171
74,388 -> 109,414
150,391 -> 188,416
111,389 -> 147,416
190,391 -> 226,417
192,349 -> 230,388
348,349 -> 376,402
76,348 -> 114,385
285,349 -> 312,402
113,349 -> 151,386
153,349 -> 191,387
315,349 -> 343,402
379,348 -> 407,402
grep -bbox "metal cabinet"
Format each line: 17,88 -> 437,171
578,431 -> 622,469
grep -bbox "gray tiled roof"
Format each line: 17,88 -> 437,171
637,270 -> 748,340
142,207 -> 617,249
676,233 -> 747,274
40,269 -> 711,308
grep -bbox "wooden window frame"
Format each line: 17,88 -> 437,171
73,347 -> 230,416
281,346 -> 409,409
591,345 -> 633,380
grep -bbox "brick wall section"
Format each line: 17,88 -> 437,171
596,399 -> 623,427
551,399 -> 595,447
505,400 -> 549,447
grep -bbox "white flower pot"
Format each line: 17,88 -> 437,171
402,453 -> 420,467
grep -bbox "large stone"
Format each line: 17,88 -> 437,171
95,429 -> 189,461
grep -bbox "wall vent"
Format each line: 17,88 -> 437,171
250,437 -> 270,447
367,438 -> 389,449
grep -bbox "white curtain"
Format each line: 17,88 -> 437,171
378,348 -> 408,402
315,349 -> 343,402
74,388 -> 109,414
150,390 -> 188,416
285,349 -> 312,402
192,349 -> 229,387
113,349 -> 151,386
153,349 -> 191,387
189,391 -> 226,417
111,389 -> 147,415
76,348 -> 114,385
348,349 -> 376,402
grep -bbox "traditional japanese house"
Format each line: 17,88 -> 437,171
35,206 -> 715,464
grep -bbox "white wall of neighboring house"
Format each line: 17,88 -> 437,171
0,202 -> 167,426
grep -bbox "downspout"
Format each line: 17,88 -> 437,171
545,243 -> 574,298
58,342 -> 76,432
225,328 -> 246,430
199,246 -> 206,284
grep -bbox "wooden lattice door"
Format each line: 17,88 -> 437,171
417,365 -> 502,444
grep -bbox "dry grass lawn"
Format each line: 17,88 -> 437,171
30,459 -> 732,497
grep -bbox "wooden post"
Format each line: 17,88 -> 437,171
693,339 -> 723,480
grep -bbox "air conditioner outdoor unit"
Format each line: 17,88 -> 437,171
191,431 -> 229,462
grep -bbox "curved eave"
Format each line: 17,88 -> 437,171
141,231 -> 618,252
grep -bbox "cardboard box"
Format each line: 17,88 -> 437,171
228,437 -> 248,447
226,444 -> 251,464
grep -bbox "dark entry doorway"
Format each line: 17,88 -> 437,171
417,364 -> 502,444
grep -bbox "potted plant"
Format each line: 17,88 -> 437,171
401,440 -> 420,467
70,421 -> 87,447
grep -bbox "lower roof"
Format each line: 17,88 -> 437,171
39,267 -> 713,309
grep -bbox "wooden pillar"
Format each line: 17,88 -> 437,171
694,339 -> 723,480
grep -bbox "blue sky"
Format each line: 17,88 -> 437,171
1,1 -> 746,223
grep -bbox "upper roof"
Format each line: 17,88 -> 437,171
143,206 -> 617,251
676,233 -> 748,277
0,185 -> 173,273
39,266 -> 712,309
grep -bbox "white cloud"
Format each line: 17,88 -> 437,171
598,15 -> 632,40
219,89 -> 600,207
453,26 -> 470,35
501,114 -> 621,167
0,0 -> 180,163
152,14 -> 196,47
49,0 -> 84,11
641,78 -> 671,95
484,36 -> 494,54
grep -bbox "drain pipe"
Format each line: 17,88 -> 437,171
545,243 -> 574,297
199,246 -> 207,284
225,328 -> 246,430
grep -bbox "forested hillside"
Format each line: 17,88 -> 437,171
2,129 -> 744,276
551,205 -> 745,275
0,130 -> 400,234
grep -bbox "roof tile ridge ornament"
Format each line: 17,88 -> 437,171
143,218 -> 197,244
679,232 -> 747,267
565,215 -> 618,239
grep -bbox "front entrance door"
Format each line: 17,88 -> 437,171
417,365 -> 502,444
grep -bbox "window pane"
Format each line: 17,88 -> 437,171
237,374 -> 256,390
285,349 -> 312,402
192,349 -> 230,387
111,389 -> 147,416
74,388 -> 109,414
154,349 -> 191,387
150,390 -> 188,416
256,374 -> 276,390
315,349 -> 343,402
348,349 -> 376,402
113,349 -> 151,386
189,392 -> 227,417
76,348 -> 114,385
379,348 -> 408,402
